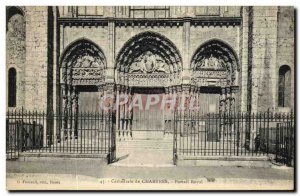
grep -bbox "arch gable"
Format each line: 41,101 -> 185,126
191,39 -> 239,87
115,31 -> 183,87
60,38 -> 107,86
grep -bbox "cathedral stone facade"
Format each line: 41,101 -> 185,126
6,6 -> 295,116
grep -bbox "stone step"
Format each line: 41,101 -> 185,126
117,145 -> 173,148
116,139 -> 173,150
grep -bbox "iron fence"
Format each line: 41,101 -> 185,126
173,110 -> 295,166
6,108 -> 115,160
7,108 -> 295,166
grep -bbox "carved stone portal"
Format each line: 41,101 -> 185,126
60,39 -> 107,139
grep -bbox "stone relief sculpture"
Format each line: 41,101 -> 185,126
73,54 -> 105,69
129,51 -> 169,74
193,54 -> 227,70
190,40 -> 239,86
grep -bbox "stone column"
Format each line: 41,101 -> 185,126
230,86 -> 239,113
115,85 -> 120,134
106,19 -> 115,84
60,67 -> 68,140
195,87 -> 200,114
119,86 -> 124,139
190,85 -> 197,111
67,85 -> 73,140
220,87 -> 226,113
182,84 -> 190,136
182,17 -> 191,85
66,67 -> 73,140
71,87 -> 78,141
97,85 -> 104,109
225,87 -> 231,113
219,87 -> 226,141
102,84 -> 109,142
170,86 -> 177,134
240,6 -> 250,112
60,84 -> 66,140
105,83 -> 116,144
127,87 -> 132,139
97,84 -> 105,142
123,87 -> 128,139
164,87 -> 170,134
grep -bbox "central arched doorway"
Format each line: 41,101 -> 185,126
115,31 -> 182,140
113,32 -> 182,166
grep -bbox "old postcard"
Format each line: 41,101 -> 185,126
6,6 -> 295,191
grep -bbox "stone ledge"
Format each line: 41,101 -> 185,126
19,152 -> 107,161
177,155 -> 272,168
179,155 -> 270,161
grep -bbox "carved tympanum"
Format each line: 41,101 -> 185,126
73,55 -> 104,68
129,51 -> 169,74
195,54 -> 227,70
191,40 -> 239,86
116,32 -> 182,74
61,39 -> 106,85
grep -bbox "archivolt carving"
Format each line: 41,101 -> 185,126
60,39 -> 106,85
116,32 -> 182,74
61,39 -> 106,69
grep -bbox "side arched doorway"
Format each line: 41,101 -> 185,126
189,39 -> 240,143
59,39 -> 107,148
191,39 -> 240,114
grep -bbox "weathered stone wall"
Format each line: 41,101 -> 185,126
62,22 -> 240,79
6,7 -> 26,109
61,27 -> 109,55
251,6 -> 279,112
276,7 -> 295,111
239,7 -> 250,112
115,27 -> 184,62
58,6 -> 242,18
9,6 -> 294,113
189,26 -> 239,59
23,6 -> 49,110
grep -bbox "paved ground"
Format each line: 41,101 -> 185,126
6,159 -> 294,190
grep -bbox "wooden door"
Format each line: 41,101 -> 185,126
198,87 -> 221,141
132,94 -> 164,131
198,87 -> 220,114
78,91 -> 101,112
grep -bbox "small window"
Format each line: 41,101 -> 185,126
8,68 -> 16,107
278,65 -> 291,107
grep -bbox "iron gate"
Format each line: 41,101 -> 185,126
6,109 -> 116,162
173,110 -> 295,166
